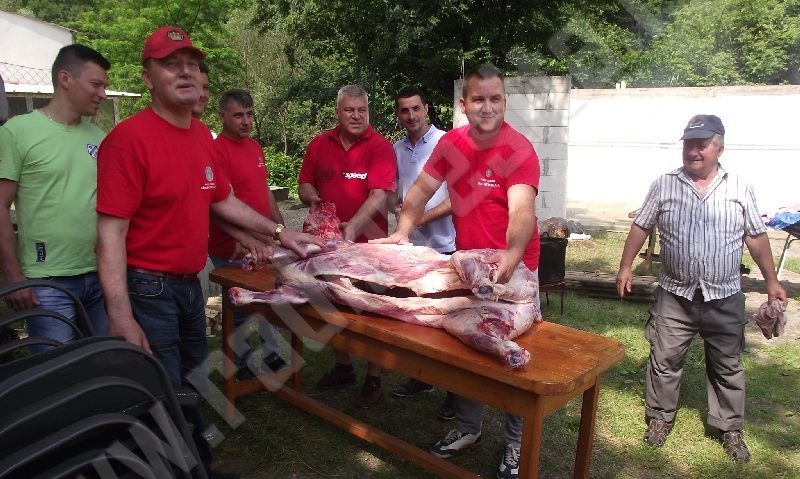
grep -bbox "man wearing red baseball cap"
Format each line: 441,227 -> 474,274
96,26 -> 323,479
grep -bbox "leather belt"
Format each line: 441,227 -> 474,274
129,268 -> 197,282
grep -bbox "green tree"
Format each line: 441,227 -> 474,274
69,0 -> 244,119
1,0 -> 96,25
634,0 -> 800,86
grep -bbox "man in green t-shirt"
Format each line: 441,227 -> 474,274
0,44 -> 111,349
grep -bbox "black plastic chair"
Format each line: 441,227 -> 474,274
0,413 -> 178,478
0,337 -> 207,479
0,279 -> 95,359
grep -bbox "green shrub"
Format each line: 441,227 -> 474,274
264,147 -> 302,196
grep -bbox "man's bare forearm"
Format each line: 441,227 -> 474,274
346,189 -> 388,238
96,215 -> 135,325
0,212 -> 23,283
619,224 -> 651,270
419,198 -> 451,226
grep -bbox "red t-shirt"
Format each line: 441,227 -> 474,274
298,126 -> 396,242
423,122 -> 541,271
208,134 -> 270,258
97,107 -> 230,274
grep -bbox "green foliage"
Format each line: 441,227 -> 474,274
1,0 -> 96,25
264,147 -> 301,194
68,0 -> 244,119
634,0 -> 800,86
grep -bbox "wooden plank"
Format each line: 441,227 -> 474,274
272,385 -> 481,479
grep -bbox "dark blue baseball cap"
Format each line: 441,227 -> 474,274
680,114 -> 725,140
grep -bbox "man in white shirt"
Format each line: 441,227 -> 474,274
390,87 -> 456,420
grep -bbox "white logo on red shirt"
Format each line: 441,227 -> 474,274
205,166 -> 214,181
343,172 -> 367,180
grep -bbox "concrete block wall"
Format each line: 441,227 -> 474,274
453,76 -> 571,222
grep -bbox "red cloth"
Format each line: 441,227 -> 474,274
208,134 -> 270,258
97,107 -> 229,274
298,126 -> 396,242
424,122 -> 541,271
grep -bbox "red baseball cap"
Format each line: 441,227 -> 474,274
141,26 -> 205,62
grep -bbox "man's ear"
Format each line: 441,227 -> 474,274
55,69 -> 70,90
141,67 -> 154,90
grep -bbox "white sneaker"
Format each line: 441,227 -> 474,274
496,444 -> 520,479
429,429 -> 482,458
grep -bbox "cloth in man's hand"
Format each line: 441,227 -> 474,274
752,299 -> 787,339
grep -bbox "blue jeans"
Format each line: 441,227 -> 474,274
27,272 -> 109,353
210,256 -> 283,369
126,270 -> 213,470
126,270 -> 208,390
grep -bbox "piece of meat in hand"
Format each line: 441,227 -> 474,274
303,201 -> 344,240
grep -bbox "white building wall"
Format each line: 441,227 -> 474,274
568,86 -> 800,226
0,10 -> 72,83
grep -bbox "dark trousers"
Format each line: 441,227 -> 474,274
127,270 -> 213,470
645,287 -> 746,431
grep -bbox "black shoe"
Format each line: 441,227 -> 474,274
354,376 -> 382,408
438,391 -> 456,420
643,418 -> 672,447
721,430 -> 751,463
316,363 -> 356,389
264,352 -> 288,372
235,365 -> 256,382
392,379 -> 433,397
438,404 -> 456,421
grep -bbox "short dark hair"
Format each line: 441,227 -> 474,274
51,44 -> 110,87
218,88 -> 253,112
395,86 -> 428,110
462,63 -> 504,98
198,60 -> 209,75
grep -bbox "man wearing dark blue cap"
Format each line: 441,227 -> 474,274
616,114 -> 787,463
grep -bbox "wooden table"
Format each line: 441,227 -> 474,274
210,266 -> 624,479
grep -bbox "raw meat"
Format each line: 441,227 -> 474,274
303,201 -> 344,240
230,241 -> 542,368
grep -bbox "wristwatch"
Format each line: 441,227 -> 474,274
272,223 -> 285,241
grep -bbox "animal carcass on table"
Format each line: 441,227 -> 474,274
231,240 -> 543,368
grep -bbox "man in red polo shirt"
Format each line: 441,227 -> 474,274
96,26 -> 322,479
374,64 -> 540,479
209,88 -> 288,380
298,84 -> 396,408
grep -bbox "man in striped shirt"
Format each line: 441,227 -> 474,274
616,114 -> 787,463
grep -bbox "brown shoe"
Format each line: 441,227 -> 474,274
354,376 -> 382,408
316,364 -> 356,389
643,418 -> 672,447
721,430 -> 751,463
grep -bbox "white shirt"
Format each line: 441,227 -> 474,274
393,125 -> 456,253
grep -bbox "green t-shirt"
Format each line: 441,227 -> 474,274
0,110 -> 105,278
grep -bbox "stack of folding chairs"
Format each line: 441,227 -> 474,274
0,280 -> 207,478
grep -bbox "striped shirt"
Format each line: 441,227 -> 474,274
634,164 -> 766,301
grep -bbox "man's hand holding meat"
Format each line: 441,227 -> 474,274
210,192 -> 324,258
296,84 -> 397,409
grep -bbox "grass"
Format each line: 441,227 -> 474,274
203,231 -> 800,478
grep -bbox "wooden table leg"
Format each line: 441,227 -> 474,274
574,377 -> 600,479
519,397 -> 546,479
221,289 -> 237,422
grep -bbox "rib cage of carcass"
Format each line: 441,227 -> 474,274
230,205 -> 542,368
